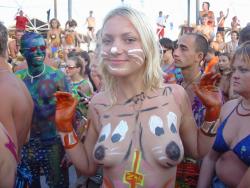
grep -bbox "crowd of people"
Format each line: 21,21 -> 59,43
0,2 -> 250,188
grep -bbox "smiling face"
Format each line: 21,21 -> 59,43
100,15 -> 145,78
21,34 -> 46,67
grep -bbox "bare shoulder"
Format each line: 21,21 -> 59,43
160,83 -> 187,98
90,91 -> 110,105
220,98 -> 239,118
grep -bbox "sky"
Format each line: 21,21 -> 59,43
1,0 -> 250,41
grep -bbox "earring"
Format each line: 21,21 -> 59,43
110,46 -> 118,54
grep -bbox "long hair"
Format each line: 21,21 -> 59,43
98,6 -> 163,103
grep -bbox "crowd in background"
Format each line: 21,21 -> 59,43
0,1 -> 250,188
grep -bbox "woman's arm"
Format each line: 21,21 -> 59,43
54,92 -> 98,176
237,167 -> 250,188
197,149 -> 221,188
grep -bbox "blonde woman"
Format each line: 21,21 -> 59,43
54,7 -> 222,187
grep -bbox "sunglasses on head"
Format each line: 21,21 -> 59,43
25,45 -> 46,53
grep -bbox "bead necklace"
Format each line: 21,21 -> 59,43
236,99 -> 250,117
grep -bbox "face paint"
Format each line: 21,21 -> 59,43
127,48 -> 145,65
22,37 -> 46,67
110,46 -> 118,54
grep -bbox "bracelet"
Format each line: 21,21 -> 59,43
60,131 -> 79,149
200,120 -> 218,137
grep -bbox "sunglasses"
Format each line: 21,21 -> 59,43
24,45 -> 46,53
65,65 -> 77,70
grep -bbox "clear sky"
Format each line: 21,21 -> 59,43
1,0 -> 250,40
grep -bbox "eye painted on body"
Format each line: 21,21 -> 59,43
149,115 -> 165,136
98,123 -> 111,143
167,112 -> 177,134
111,120 -> 128,143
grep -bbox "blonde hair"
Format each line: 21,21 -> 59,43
231,41 -> 250,66
98,6 -> 163,103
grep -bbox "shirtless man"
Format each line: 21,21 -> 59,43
8,30 -> 24,59
0,23 -> 33,186
194,14 -> 214,42
173,33 -> 210,187
16,31 -> 71,187
85,10 -> 96,40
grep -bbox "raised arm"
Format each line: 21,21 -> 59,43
54,91 -> 98,176
179,73 -> 222,158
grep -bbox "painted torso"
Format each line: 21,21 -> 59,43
92,86 -> 184,188
15,65 -> 71,140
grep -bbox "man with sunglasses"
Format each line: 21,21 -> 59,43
15,32 -> 71,187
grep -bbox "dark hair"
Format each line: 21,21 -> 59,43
0,23 -> 8,57
67,19 -> 77,27
231,30 -> 239,39
49,18 -> 61,28
239,25 -> 250,45
218,52 -> 231,60
203,2 -> 210,9
68,56 -> 83,73
21,32 -> 44,47
159,38 -> 174,52
185,33 -> 208,59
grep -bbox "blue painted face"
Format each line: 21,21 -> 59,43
21,36 -> 46,67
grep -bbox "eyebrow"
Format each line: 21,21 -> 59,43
103,32 -> 136,38
178,43 -> 188,49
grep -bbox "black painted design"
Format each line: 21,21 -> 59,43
165,141 -> 180,161
94,145 -> 105,160
125,92 -> 145,105
140,106 -> 158,112
161,102 -> 169,107
170,123 -> 177,133
118,113 -> 134,117
111,133 -> 122,143
163,86 -> 172,96
124,140 -> 132,160
103,115 -> 110,119
139,123 -> 145,159
98,135 -> 106,143
155,127 -> 165,136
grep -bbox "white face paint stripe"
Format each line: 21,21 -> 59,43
106,152 -> 125,156
152,146 -> 162,151
101,51 -> 108,56
127,49 -> 144,53
128,54 -> 144,65
158,156 -> 168,160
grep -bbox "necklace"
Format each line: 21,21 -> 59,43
236,100 -> 250,116
240,100 -> 250,111
26,64 -> 46,83
182,72 -> 201,89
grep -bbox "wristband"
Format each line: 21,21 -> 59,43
200,120 -> 218,137
60,131 -> 79,149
